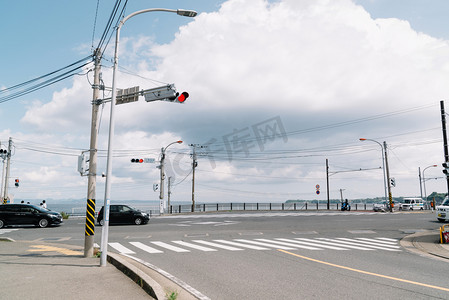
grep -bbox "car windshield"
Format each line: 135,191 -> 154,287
404,200 -> 411,204
441,198 -> 449,206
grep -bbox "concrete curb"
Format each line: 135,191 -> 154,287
108,252 -> 166,300
400,230 -> 449,261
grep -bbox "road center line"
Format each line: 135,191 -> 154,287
278,249 -> 449,292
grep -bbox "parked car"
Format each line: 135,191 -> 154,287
0,204 -> 63,228
97,204 -> 150,226
373,201 -> 388,212
373,201 -> 398,212
437,197 -> 449,222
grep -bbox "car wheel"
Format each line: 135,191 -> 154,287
134,217 -> 142,225
98,219 -> 104,226
438,218 -> 446,223
38,218 -> 49,228
0,219 -> 4,228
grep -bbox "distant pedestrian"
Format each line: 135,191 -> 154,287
42,200 -> 47,209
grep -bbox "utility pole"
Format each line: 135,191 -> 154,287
2,138 -> 12,203
159,147 -> 166,214
384,141 -> 393,212
326,159 -> 330,210
84,48 -> 102,258
418,167 -> 423,199
440,100 -> 449,196
189,144 -> 205,212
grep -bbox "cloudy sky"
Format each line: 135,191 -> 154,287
1,0 -> 449,206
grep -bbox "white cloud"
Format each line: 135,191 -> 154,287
10,0 -> 449,202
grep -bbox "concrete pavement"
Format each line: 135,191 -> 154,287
0,239 -> 196,300
1,230 -> 448,300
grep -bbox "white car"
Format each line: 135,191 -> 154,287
373,201 -> 388,212
437,198 -> 449,222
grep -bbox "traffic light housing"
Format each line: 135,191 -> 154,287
176,92 -> 189,103
15,179 -> 19,187
443,162 -> 449,176
390,178 -> 396,187
131,158 -> 144,163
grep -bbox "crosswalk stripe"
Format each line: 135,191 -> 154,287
360,238 -> 399,245
172,241 -> 217,252
193,240 -> 244,251
308,238 -> 375,250
109,242 -> 136,254
129,242 -> 163,254
256,238 -> 322,250
234,239 -> 296,250
276,238 -> 349,250
213,239 -> 269,250
335,238 -> 401,251
151,241 -> 190,252
354,238 -> 400,248
376,237 -> 399,242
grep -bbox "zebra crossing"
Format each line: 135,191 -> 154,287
0,229 -> 18,235
162,212 -> 379,219
108,237 -> 401,255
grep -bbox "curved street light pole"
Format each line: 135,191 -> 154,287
422,164 -> 437,203
100,8 -> 197,267
160,140 -> 183,214
359,138 -> 387,202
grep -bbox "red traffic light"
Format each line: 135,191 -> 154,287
131,158 -> 144,163
177,92 -> 189,103
15,179 -> 19,187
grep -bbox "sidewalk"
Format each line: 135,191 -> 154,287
400,229 -> 449,261
0,239 -> 195,300
1,230 -> 448,300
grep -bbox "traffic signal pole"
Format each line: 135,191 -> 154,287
2,138 -> 12,203
440,100 -> 449,195
84,49 -> 102,258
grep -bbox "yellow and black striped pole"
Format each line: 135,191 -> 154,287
85,199 -> 95,236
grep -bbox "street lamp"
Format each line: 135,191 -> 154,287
423,164 -> 437,203
359,138 -> 387,202
160,140 -> 183,214
100,8 -> 197,267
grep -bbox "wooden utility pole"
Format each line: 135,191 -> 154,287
384,141 -> 393,212
84,48 -> 102,257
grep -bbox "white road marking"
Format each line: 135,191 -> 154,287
129,242 -> 163,254
108,242 -> 136,254
150,241 -> 190,253
172,241 -> 217,252
192,240 -> 244,251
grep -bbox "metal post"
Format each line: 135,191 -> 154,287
98,7 -> 197,267
84,48 -> 101,258
3,138 -> 12,203
326,159 -> 330,210
384,141 -> 393,212
167,176 -> 172,210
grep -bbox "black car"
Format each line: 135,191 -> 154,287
0,204 -> 63,228
97,205 -> 149,226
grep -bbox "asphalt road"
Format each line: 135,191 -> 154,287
2,210 -> 448,299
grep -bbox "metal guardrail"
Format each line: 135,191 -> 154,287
65,202 -> 429,217
167,202 -> 373,214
